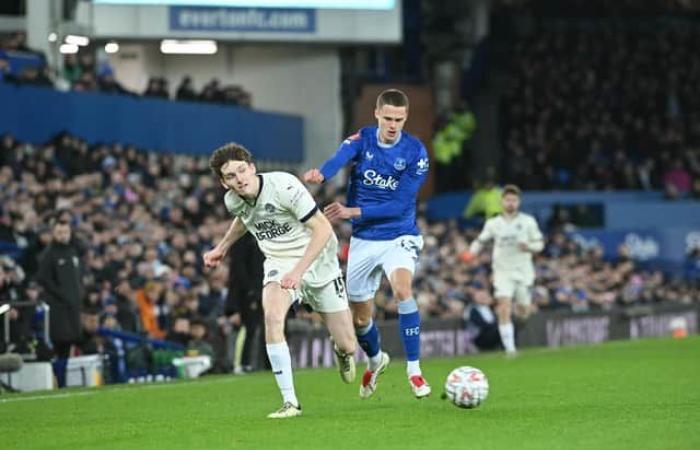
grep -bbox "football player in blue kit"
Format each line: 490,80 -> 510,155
304,89 -> 431,398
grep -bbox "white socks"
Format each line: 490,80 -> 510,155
266,342 -> 299,407
367,353 -> 383,371
406,360 -> 421,377
499,323 -> 516,353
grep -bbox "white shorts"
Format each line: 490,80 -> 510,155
493,272 -> 532,306
263,258 -> 348,313
346,235 -> 423,302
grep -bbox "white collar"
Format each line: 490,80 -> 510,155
376,129 -> 402,148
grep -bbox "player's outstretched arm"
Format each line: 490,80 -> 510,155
465,220 -> 494,263
203,217 -> 247,268
308,133 -> 362,185
280,211 -> 332,289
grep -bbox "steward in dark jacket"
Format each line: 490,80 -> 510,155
36,218 -> 84,386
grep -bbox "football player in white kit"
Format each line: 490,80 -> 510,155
466,185 -> 544,356
203,143 -> 357,419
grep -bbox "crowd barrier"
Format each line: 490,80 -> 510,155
286,303 -> 699,368
0,81 -> 304,162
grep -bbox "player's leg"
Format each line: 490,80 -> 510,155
493,273 -> 518,355
349,299 -> 391,398
387,267 -> 430,397
384,235 -> 430,398
349,300 -> 383,367
323,308 -> 357,383
346,238 -> 387,374
262,282 -> 300,418
495,297 -> 516,355
513,283 -> 534,320
306,277 -> 357,383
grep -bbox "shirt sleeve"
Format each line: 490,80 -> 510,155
279,174 -> 318,222
360,144 -> 430,221
477,220 -> 495,243
319,132 -> 363,182
469,219 -> 494,254
527,217 -> 544,252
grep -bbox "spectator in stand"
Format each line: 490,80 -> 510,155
664,158 -> 692,198
500,25 -> 700,192
166,315 -> 190,346
62,54 -> 82,86
175,76 -> 197,102
97,65 -> 130,95
200,78 -> 222,103
73,72 -> 97,92
143,76 -> 169,99
78,306 -> 102,355
187,317 -> 214,358
135,281 -> 166,339
463,288 -> 501,351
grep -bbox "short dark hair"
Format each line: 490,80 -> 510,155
502,184 -> 522,197
49,211 -> 71,228
376,89 -> 409,110
209,142 -> 253,179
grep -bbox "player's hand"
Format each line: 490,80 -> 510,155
460,250 -> 477,265
203,247 -> 226,268
280,271 -> 302,290
302,168 -> 324,184
323,202 -> 355,223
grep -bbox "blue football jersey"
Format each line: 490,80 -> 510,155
320,126 -> 429,240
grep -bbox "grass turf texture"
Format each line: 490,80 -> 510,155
2,337 -> 698,450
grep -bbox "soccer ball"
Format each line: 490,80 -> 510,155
443,366 -> 489,409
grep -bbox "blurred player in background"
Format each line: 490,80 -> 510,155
204,143 -> 357,419
304,89 -> 431,398
465,185 -> 543,356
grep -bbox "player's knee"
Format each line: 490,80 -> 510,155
264,310 -> 285,332
352,314 -> 371,330
391,283 -> 413,301
496,299 -> 512,319
514,303 -> 532,319
349,302 -> 373,330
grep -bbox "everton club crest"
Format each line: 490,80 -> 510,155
394,157 -> 406,171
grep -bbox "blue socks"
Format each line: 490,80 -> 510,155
356,298 -> 422,375
356,319 -> 380,358
398,298 -> 421,362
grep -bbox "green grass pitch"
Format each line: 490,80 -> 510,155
2,337 -> 698,450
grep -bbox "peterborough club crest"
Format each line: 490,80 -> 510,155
394,157 -> 407,171
264,203 -> 276,213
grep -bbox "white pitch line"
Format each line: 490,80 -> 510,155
0,375 -> 242,404
0,391 -> 96,404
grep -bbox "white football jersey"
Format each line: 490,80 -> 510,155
224,171 -> 341,286
475,212 -> 543,282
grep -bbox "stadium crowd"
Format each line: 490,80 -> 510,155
1,132 -> 699,372
0,32 -> 252,107
500,26 -> 700,197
